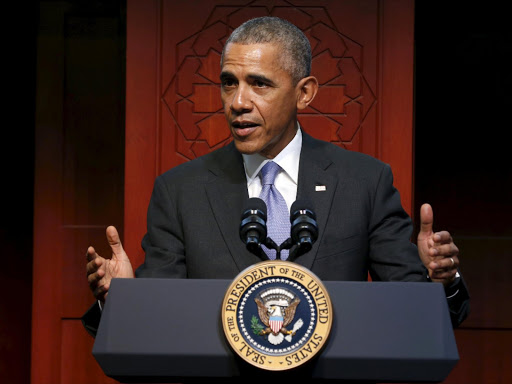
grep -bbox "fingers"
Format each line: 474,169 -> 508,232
92,281 -> 110,302
86,246 -> 108,300
87,262 -> 110,301
427,231 -> 459,270
427,238 -> 458,257
106,225 -> 121,246
86,257 -> 100,276
430,255 -> 459,270
87,258 -> 104,285
430,230 -> 453,244
419,203 -> 434,234
430,265 -> 458,281
86,245 -> 107,275
429,254 -> 459,284
86,246 -> 98,262
105,225 -> 126,261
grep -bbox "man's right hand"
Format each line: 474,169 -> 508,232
86,226 -> 134,303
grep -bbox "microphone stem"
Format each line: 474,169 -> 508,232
275,238 -> 293,260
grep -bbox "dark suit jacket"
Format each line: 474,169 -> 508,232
138,132 -> 430,281
82,132 -> 469,335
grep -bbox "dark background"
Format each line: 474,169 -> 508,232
2,1 -> 510,382
414,1 -> 511,236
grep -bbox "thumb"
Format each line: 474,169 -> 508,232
419,203 -> 434,235
105,225 -> 127,261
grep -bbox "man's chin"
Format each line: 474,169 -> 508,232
233,140 -> 260,156
232,137 -> 280,159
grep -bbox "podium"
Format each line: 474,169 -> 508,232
92,278 -> 458,383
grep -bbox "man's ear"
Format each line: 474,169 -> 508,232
296,76 -> 319,110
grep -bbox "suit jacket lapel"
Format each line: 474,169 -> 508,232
203,133 -> 339,273
295,132 -> 338,270
204,143 -> 262,272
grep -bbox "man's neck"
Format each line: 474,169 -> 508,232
242,126 -> 302,182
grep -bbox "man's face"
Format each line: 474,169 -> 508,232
220,43 -> 300,159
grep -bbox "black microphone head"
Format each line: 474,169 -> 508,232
290,199 -> 318,253
240,198 -> 268,254
290,199 -> 316,222
241,197 -> 267,221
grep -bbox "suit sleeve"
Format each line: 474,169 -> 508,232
439,273 -> 471,328
367,163 -> 427,282
135,175 -> 187,278
81,301 -> 102,338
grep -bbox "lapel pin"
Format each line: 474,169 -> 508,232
315,185 -> 326,192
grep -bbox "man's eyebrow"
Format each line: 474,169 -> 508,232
220,71 -> 235,81
248,74 -> 275,85
219,71 -> 275,85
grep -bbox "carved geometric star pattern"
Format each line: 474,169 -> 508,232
162,0 -> 376,160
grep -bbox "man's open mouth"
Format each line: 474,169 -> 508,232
232,121 -> 259,128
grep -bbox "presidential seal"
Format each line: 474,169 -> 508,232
221,260 -> 333,371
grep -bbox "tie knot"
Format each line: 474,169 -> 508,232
260,161 -> 281,185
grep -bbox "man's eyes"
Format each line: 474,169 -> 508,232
221,78 -> 236,87
254,80 -> 267,88
220,78 -> 270,88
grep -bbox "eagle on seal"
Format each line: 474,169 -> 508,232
255,296 -> 301,345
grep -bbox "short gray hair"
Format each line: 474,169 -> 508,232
221,16 -> 311,84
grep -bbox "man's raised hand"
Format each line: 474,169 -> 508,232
86,226 -> 134,303
417,203 -> 459,286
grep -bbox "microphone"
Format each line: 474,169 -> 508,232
290,199 -> 318,255
240,197 -> 268,254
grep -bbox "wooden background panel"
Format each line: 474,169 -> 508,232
32,3 -> 67,382
62,30 -> 125,227
32,2 -> 126,384
453,237 -> 512,328
379,0 -> 414,216
61,320 -> 119,384
442,329 -> 512,384
124,0 -> 160,267
60,11 -> 125,319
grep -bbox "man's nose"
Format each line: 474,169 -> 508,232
230,84 -> 252,113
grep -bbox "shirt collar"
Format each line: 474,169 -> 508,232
242,126 -> 302,186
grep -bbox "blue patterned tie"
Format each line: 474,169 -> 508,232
259,161 -> 289,260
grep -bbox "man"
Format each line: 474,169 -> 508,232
85,16 -> 469,333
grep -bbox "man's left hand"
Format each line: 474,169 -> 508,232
417,203 -> 459,286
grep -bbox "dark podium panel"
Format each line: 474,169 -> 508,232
93,278 -> 458,383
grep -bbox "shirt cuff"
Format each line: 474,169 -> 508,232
426,271 -> 461,298
444,272 -> 461,298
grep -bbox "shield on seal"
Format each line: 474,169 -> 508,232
269,314 -> 283,334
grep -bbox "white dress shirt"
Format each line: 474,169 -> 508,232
242,127 -> 302,212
